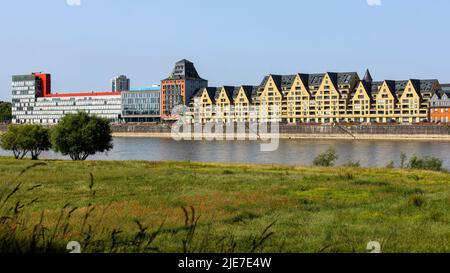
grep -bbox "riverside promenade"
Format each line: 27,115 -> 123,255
110,123 -> 450,141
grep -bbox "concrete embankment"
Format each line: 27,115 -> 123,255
111,124 -> 450,141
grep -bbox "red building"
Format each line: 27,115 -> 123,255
160,59 -> 207,120
32,72 -> 51,97
430,87 -> 450,123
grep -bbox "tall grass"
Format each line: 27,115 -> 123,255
0,163 -> 276,253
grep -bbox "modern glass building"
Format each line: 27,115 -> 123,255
121,86 -> 161,122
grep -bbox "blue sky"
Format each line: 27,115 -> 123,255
1,0 -> 449,100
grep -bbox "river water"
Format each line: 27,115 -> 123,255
1,137 -> 449,169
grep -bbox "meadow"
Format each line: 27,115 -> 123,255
0,157 -> 449,253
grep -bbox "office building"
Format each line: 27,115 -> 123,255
112,75 -> 130,92
12,73 -> 122,124
121,86 -> 161,122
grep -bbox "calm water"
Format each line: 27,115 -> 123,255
1,138 -> 450,169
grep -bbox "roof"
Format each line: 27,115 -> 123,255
12,74 -> 37,82
364,69 -> 373,83
129,86 -> 160,92
163,59 -> 206,81
215,86 -> 236,102
441,84 -> 450,92
193,87 -> 218,103
233,85 -> 258,102
259,72 -> 358,91
371,79 -> 439,97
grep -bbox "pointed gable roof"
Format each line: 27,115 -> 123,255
215,86 -> 236,102
270,75 -> 283,90
193,87 -> 217,103
297,73 -> 311,91
234,85 -> 256,100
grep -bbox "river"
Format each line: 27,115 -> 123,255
1,138 -> 449,169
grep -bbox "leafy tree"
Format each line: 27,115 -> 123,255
51,112 -> 113,161
23,125 -> 52,160
0,102 -> 12,123
0,125 -> 28,159
313,147 -> 339,167
0,124 -> 50,160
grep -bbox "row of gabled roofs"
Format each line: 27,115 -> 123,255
191,70 -> 446,104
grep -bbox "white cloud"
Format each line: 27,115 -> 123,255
66,0 -> 81,6
367,0 -> 382,6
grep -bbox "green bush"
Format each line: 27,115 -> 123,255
407,155 -> 443,172
343,160 -> 360,168
313,148 -> 338,167
51,112 -> 113,161
386,161 -> 395,169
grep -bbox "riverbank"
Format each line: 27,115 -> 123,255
112,132 -> 450,140
1,158 -> 449,253
111,124 -> 450,141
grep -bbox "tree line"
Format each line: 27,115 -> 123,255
0,112 -> 113,161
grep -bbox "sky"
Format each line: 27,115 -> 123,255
1,0 -> 449,101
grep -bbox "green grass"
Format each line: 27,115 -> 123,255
0,157 -> 449,253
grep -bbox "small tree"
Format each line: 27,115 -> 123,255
23,125 -> 52,160
51,112 -> 113,161
313,147 -> 339,167
0,125 -> 27,159
0,124 -> 50,160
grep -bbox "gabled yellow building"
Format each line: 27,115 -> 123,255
286,74 -> 312,123
187,69 -> 441,125
233,86 -> 258,122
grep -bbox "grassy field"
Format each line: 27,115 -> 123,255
0,157 -> 449,253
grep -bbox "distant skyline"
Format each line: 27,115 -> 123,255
1,0 -> 450,101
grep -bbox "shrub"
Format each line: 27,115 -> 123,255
51,112 -> 113,161
386,161 -> 395,169
407,156 -> 443,172
343,160 -> 360,168
313,148 -> 338,167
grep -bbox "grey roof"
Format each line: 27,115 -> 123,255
233,85 -> 258,102
12,74 -> 37,82
164,59 -> 206,81
215,86 -> 236,102
360,80 -> 372,94
364,69 -> 373,83
307,72 -> 358,87
258,72 -> 359,91
441,83 -> 450,92
371,79 -> 439,97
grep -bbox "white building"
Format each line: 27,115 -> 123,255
12,73 -> 122,124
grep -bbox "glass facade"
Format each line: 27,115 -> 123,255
121,89 -> 161,122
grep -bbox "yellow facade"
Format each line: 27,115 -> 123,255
188,71 -> 441,124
